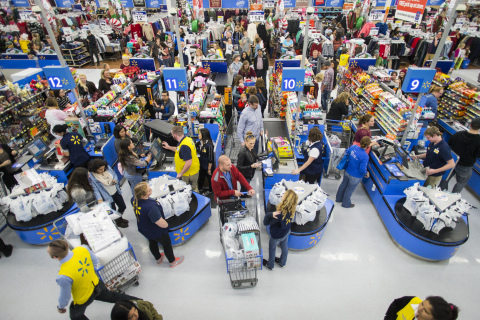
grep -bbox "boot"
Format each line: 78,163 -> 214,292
115,217 -> 129,228
1,245 -> 13,257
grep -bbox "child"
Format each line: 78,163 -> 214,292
237,93 -> 248,111
213,42 -> 223,59
225,38 -> 233,66
454,43 -> 466,70
174,56 -> 181,68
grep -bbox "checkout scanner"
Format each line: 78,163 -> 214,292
372,138 -> 411,181
263,138 -> 297,175
136,138 -> 166,172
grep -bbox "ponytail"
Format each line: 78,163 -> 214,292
425,296 -> 459,320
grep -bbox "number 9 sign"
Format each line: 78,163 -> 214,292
401,67 -> 436,93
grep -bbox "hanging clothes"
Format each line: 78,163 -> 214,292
142,24 -> 154,41
247,23 -> 257,42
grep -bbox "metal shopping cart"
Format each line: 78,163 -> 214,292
0,173 -> 8,232
53,214 -> 140,293
218,195 -> 263,289
323,120 -> 352,180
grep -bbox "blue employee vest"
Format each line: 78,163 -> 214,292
132,198 -> 169,239
303,141 -> 324,175
61,132 -> 90,167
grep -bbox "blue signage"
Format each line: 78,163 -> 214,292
11,0 -> 30,7
55,0 -> 75,8
401,67 -> 436,93
284,0 -> 296,7
348,58 -> 377,70
121,0 -> 134,7
146,0 -> 161,8
324,0 -> 344,7
424,60 -> 454,74
221,0 -> 249,8
163,68 -> 188,91
42,66 -> 76,90
427,0 -> 445,5
275,59 -> 301,71
281,68 -> 305,92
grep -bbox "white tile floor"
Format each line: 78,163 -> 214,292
1,169 -> 480,319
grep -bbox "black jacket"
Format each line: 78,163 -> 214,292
87,34 -> 97,50
98,79 -> 112,94
384,296 -> 419,320
236,146 -> 258,179
448,131 -> 480,167
78,81 -> 97,97
326,101 -> 349,121
253,55 -> 268,73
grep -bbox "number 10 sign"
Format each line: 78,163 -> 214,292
281,68 -> 306,92
162,68 -> 188,92
401,67 -> 436,93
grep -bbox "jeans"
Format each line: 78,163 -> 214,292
321,90 -> 331,111
124,171 -> 143,196
424,175 -> 442,188
88,48 -> 100,66
335,171 -> 363,208
256,69 -> 267,83
268,230 -> 290,269
181,171 -> 199,192
452,165 -> 473,194
110,191 -> 127,214
198,167 -> 213,192
69,280 -> 137,320
149,233 -> 175,263
163,58 -> 171,67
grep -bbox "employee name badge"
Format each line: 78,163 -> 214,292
434,148 -> 439,154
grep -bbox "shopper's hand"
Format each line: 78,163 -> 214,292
111,180 -> 117,185
272,211 -> 281,219
140,153 -> 145,158
57,308 -> 67,314
2,160 -> 11,166
11,150 -> 17,156
234,190 -> 243,197
292,169 -> 301,175
364,172 -> 370,178
248,189 -> 255,196
207,169 -> 212,175
126,131 -> 132,138
146,154 -> 152,162
426,168 -> 437,175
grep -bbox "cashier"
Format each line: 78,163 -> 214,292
52,124 -> 91,169
412,126 -> 455,188
292,127 -> 324,185
423,86 -> 444,118
211,155 -> 255,201
162,126 -> 200,192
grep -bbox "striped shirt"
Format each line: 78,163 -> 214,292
56,96 -> 71,110
323,67 -> 335,92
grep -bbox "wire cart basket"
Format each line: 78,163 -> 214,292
0,173 -> 8,232
323,120 -> 352,180
218,195 -> 263,289
53,216 -> 140,293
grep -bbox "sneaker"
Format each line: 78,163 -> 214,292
118,217 -> 129,225
170,256 -> 184,268
274,257 -> 285,268
202,190 -> 212,196
157,253 -> 164,265
2,245 -> 13,257
263,259 -> 273,271
115,218 -> 128,228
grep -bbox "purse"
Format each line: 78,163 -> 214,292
336,149 -> 351,171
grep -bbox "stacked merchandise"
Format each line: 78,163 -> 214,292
377,92 -> 409,138
199,93 -> 226,131
447,80 -> 480,121
301,96 -> 322,122
267,137 -> 294,158
61,41 -> 91,68
0,79 -> 50,150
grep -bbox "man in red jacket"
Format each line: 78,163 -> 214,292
211,155 -> 255,201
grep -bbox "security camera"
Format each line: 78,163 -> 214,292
306,7 -> 314,15
169,8 -> 177,16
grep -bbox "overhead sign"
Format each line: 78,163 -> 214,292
284,0 -> 296,7
401,67 -> 436,93
222,0 -> 248,8
296,0 -> 309,7
281,68 -> 306,92
19,10 -> 37,21
209,0 -> 221,7
369,9 -> 386,21
145,0 -> 161,7
249,11 -> 265,22
55,0 -> 75,8
395,0 -> 428,24
121,0 -> 134,7
264,0 -> 275,7
11,0 -> 31,6
163,68 -> 188,91
132,10 -> 147,23
43,66 -> 76,90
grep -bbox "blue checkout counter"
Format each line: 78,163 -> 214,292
438,119 -> 480,198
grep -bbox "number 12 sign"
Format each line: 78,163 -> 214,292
42,66 -> 76,90
401,67 -> 436,93
163,68 -> 188,92
281,68 -> 306,92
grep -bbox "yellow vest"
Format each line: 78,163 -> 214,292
339,54 -> 350,67
397,297 -> 423,320
174,136 -> 200,176
58,247 -> 99,305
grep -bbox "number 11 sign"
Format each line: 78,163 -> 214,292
163,68 -> 188,92
401,67 -> 436,93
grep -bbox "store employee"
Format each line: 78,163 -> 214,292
162,126 -> 200,192
52,124 -> 91,169
292,127 -> 324,185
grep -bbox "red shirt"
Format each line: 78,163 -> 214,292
354,128 -> 371,143
211,165 -> 252,201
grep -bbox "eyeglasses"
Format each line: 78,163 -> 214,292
246,135 -> 255,139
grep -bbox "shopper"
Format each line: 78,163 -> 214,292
66,167 -> 102,212
228,54 -> 243,77
212,42 -> 223,58
292,127 -> 324,184
99,69 -> 113,94
253,48 -> 268,83
384,296 -> 459,320
45,97 -> 67,138
0,144 -> 19,191
150,37 -> 161,66
154,91 -> 175,119
448,118 -> 480,193
123,47 -> 132,59
225,38 -> 234,66
88,159 -> 129,228
0,237 -> 13,258
232,75 -> 246,110
211,155 -> 255,201
237,131 -> 262,184
193,48 -> 205,66
424,31 -> 443,65
263,189 -> 298,270
414,126 -> 455,188
282,34 -> 294,54
132,182 -> 184,267
52,124 -> 91,169
237,96 -> 264,152
240,51 -> 251,64
48,239 -> 138,319
313,73 -> 324,107
353,114 -> 379,153
238,60 -> 257,80
309,49 -> 326,75
77,74 -> 97,98
335,136 -> 371,208
54,89 -> 73,110
111,300 -> 163,320
118,138 -> 152,194
159,42 -> 171,67
424,85 -> 444,118
326,92 -> 350,120
120,56 -> 131,70
320,62 -> 333,111
196,128 -> 215,195
254,37 -> 263,57
240,31 -> 252,58
113,125 -> 138,156
87,30 -> 100,67
255,78 -> 268,116
166,34 -> 174,64
162,126 -> 200,192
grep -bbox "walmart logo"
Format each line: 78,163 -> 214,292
78,258 -> 90,277
174,227 -> 190,242
71,135 -> 81,145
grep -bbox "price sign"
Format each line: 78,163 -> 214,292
218,16 -> 224,22
132,11 -> 147,23
19,10 -> 37,21
310,32 -> 322,39
468,27 -> 478,33
162,68 -> 188,91
42,66 -> 76,90
264,0 -> 275,8
401,67 -> 436,93
63,27 -> 73,36
65,36 -> 73,42
370,27 -> 379,36
281,68 -> 306,92
249,11 -> 265,23
369,10 -> 385,21
457,18 -> 468,23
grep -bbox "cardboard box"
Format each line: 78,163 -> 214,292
241,233 -> 260,270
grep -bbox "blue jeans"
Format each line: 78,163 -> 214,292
335,171 -> 363,208
124,171 -> 143,196
268,230 -> 290,269
321,90 -> 331,111
452,165 -> 473,194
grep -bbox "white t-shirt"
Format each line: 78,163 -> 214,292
308,143 -> 320,159
226,44 -> 233,55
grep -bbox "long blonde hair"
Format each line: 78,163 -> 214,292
133,182 -> 149,216
78,74 -> 88,92
333,92 -> 350,105
277,189 -> 298,219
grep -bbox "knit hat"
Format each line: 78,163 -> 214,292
400,68 -> 407,74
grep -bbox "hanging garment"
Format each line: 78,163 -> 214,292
142,24 -> 154,41
247,23 -> 257,42
130,23 -> 142,39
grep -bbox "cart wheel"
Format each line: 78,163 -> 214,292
134,281 -> 139,286
335,174 -> 341,180
323,172 -> 329,178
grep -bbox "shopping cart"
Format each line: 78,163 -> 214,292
0,173 -> 8,232
53,214 -> 140,293
323,120 -> 352,180
218,195 -> 263,289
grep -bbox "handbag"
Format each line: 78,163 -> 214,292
336,149 -> 351,171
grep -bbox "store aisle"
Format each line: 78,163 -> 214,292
451,69 -> 480,86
